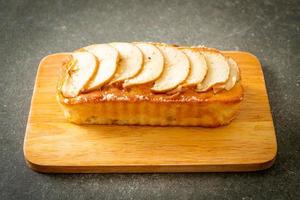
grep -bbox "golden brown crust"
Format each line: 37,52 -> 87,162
58,95 -> 243,127
57,81 -> 243,127
58,82 -> 243,105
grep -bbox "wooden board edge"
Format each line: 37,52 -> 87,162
24,160 -> 276,174
24,147 -> 277,173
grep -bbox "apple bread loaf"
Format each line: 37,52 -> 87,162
57,42 -> 243,127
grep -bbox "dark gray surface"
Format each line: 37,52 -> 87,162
1,0 -> 299,199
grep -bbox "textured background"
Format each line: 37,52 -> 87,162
1,0 -> 299,199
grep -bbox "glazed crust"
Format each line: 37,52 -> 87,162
57,82 -> 243,127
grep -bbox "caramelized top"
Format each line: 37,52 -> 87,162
59,82 -> 243,105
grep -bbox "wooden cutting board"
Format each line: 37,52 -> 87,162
24,51 -> 277,173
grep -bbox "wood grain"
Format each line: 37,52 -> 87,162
23,51 -> 277,173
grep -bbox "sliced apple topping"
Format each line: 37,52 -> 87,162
224,57 -> 240,90
151,45 -> 190,92
181,48 -> 207,86
83,44 -> 119,91
61,52 -> 98,98
109,42 -> 143,83
123,43 -> 164,87
196,50 -> 230,92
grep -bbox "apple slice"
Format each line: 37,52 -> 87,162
196,50 -> 230,92
151,44 -> 190,92
224,57 -> 240,90
83,44 -> 119,91
109,42 -> 143,83
181,48 -> 207,86
123,43 -> 164,87
61,52 -> 97,98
